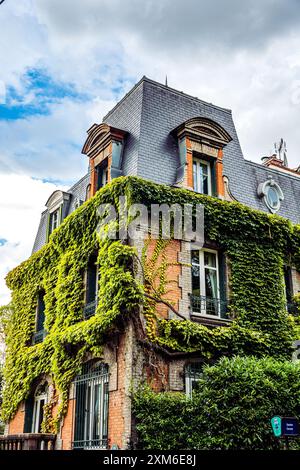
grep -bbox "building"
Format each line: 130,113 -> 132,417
1,77 -> 300,450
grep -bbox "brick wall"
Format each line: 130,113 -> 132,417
7,404 -> 24,434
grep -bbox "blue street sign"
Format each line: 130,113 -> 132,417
281,417 -> 299,437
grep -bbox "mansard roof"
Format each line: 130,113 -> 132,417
32,76 -> 300,253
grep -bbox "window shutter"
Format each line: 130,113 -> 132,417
23,397 -> 34,433
46,213 -> 51,242
86,260 -> 97,303
37,293 -> 45,332
211,160 -> 217,196
284,266 -> 293,303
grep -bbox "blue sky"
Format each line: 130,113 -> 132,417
0,0 -> 300,303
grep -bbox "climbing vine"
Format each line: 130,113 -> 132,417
2,176 -> 300,430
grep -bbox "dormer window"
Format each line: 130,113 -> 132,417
96,162 -> 109,191
82,123 -> 127,198
171,117 -> 232,197
193,157 -> 212,195
49,208 -> 60,236
45,190 -> 71,241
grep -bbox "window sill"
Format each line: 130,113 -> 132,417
190,313 -> 232,327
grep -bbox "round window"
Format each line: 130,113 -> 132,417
257,178 -> 284,214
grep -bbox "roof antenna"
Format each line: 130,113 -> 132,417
165,75 -> 168,87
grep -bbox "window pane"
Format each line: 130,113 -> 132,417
191,250 -> 199,265
93,384 -> 101,440
205,268 -> 218,299
192,264 -> 200,297
200,163 -> 208,194
193,162 -> 198,192
267,187 -> 279,208
204,251 -> 216,268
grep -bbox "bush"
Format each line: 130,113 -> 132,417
133,357 -> 300,450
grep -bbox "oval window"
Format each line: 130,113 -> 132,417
266,186 -> 279,210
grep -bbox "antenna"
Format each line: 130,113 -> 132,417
165,75 -> 168,87
274,138 -> 288,166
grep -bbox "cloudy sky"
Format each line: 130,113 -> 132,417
0,0 -> 300,303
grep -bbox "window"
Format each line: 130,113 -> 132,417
185,363 -> 203,398
193,158 -> 212,195
84,255 -> 98,318
33,291 -> 46,344
257,178 -> 284,214
284,266 -> 296,314
49,208 -> 60,236
73,362 -> 109,450
32,383 -> 48,433
96,163 -> 108,192
191,249 -> 228,318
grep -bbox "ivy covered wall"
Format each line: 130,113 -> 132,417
2,176 -> 300,430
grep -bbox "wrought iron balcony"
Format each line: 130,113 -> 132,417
0,433 -> 56,450
83,299 -> 97,319
32,329 -> 47,345
287,301 -> 299,316
190,295 -> 230,319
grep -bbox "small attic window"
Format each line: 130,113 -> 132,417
45,190 -> 71,241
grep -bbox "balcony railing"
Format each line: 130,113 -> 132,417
72,438 -> 108,450
190,295 -> 230,319
287,301 -> 299,316
83,299 -> 97,319
32,329 -> 47,345
0,433 -> 56,450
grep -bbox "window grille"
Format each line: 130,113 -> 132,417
72,362 -> 109,450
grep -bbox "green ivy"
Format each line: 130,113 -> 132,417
2,176 -> 300,428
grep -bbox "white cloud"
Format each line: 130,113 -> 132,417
0,173 -> 65,304
1,0 -> 300,304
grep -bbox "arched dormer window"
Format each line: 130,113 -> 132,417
45,190 -> 71,240
82,123 -> 127,198
171,117 -> 232,198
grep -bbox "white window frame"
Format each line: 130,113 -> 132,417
32,391 -> 48,433
191,248 -> 220,318
49,207 -> 61,235
185,364 -> 204,398
193,158 -> 212,195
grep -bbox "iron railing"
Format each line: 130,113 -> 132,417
72,438 -> 108,450
190,295 -> 229,319
72,363 -> 109,450
83,299 -> 97,319
0,433 -> 56,450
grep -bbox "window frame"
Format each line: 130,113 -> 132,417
31,384 -> 48,433
73,362 -> 109,450
193,157 -> 212,196
185,363 -> 204,398
191,248 -> 221,318
48,207 -> 61,237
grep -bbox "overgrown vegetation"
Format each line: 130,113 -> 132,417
133,357 -> 300,450
2,176 -> 300,435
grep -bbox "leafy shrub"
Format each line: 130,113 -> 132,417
133,357 -> 300,450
